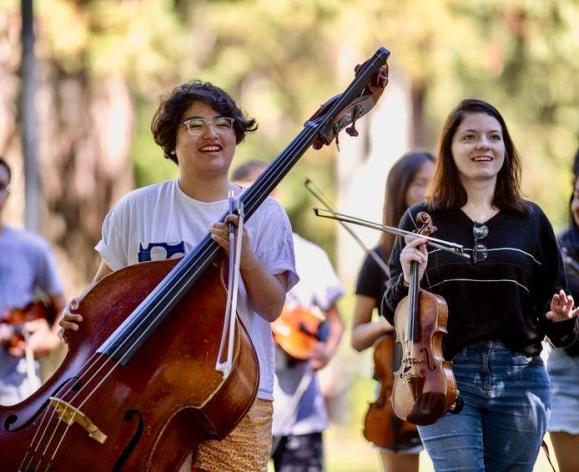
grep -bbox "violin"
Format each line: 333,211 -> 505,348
1,300 -> 55,352
391,212 -> 459,425
362,334 -> 418,449
0,48 -> 390,471
271,306 -> 327,361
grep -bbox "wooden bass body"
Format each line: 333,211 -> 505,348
0,259 -> 258,471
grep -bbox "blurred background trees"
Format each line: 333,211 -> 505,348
0,1 -> 576,469
2,0 -> 577,290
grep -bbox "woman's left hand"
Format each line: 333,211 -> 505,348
547,289 -> 579,322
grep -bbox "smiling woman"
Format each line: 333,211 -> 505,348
382,98 -> 579,471
450,112 -> 505,188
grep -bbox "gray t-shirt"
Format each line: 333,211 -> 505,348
0,226 -> 63,403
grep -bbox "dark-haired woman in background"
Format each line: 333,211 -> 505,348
547,148 -> 579,472
382,99 -> 578,471
351,151 -> 434,471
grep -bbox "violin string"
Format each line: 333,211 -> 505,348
23,51 -> 387,466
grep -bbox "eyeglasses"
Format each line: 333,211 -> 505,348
472,223 -> 488,264
181,116 -> 235,136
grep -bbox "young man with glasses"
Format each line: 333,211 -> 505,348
382,99 -> 579,471
0,158 -> 65,405
60,81 -> 297,472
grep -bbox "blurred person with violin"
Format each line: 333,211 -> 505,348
546,147 -> 579,472
60,82 -> 298,472
382,99 -> 579,471
0,157 -> 65,405
232,160 -> 345,472
351,151 -> 434,471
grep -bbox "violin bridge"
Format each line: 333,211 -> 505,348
49,396 -> 108,444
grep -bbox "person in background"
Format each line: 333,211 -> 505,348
60,82 -> 298,472
547,147 -> 579,472
351,151 -> 434,471
382,99 -> 579,471
0,157 -> 65,405
232,160 -> 345,472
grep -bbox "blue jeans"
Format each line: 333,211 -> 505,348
418,342 -> 550,471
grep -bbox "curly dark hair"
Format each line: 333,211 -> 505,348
151,81 -> 258,163
428,98 -> 527,214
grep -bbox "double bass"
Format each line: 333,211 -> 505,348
0,48 -> 390,471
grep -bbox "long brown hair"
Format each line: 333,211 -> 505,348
381,151 -> 435,256
428,98 -> 527,213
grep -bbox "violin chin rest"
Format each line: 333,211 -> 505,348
450,396 -> 465,415
406,392 -> 448,426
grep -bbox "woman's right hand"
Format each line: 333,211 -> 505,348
58,298 -> 83,342
399,236 -> 428,285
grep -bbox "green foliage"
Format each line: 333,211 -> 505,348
27,0 -> 579,246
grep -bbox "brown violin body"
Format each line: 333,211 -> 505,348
271,306 -> 326,360
0,258 -> 258,471
391,211 -> 459,426
1,300 -> 55,352
392,289 -> 457,425
363,334 -> 418,449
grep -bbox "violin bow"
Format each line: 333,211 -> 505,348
304,178 -> 390,276
314,208 -> 470,259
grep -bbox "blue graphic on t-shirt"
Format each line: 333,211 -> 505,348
138,242 -> 186,262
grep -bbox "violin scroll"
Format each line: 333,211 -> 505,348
415,211 -> 437,236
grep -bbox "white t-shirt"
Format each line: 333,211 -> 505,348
272,233 -> 344,436
95,179 -> 298,400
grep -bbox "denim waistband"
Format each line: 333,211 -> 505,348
457,340 -> 542,357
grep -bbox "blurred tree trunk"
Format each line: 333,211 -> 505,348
20,0 -> 41,233
40,68 -> 134,287
410,80 -> 430,149
0,10 -> 134,290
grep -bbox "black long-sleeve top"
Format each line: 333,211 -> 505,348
381,201 -> 579,359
